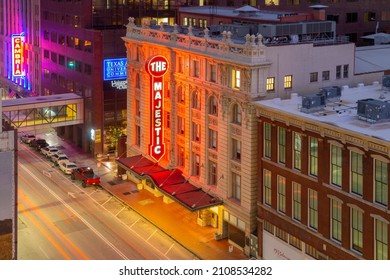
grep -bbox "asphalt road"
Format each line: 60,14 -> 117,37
17,137 -> 196,260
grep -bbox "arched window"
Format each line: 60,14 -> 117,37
208,95 -> 218,116
232,103 -> 242,125
192,91 -> 201,109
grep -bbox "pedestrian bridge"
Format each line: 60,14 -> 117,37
1,93 -> 84,132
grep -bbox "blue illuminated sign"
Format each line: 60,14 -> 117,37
103,58 -> 127,81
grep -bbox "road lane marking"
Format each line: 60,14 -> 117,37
19,163 -> 129,260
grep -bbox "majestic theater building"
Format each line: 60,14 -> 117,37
119,15 -> 360,257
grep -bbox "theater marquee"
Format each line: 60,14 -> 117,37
145,55 -> 169,162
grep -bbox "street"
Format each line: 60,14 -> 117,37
17,134 -> 197,260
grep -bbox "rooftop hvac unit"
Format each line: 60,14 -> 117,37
383,75 -> 390,89
301,93 -> 326,113
319,86 -> 341,101
357,98 -> 390,123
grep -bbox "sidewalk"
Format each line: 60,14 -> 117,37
58,139 -> 248,260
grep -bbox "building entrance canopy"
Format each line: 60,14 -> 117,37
116,155 -> 223,211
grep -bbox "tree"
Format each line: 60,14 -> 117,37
106,126 -> 124,152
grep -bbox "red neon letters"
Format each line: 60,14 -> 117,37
145,55 -> 169,162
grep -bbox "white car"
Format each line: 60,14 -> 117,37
41,146 -> 59,157
21,134 -> 35,144
59,161 -> 77,174
51,153 -> 69,165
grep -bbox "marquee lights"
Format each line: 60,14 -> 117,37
12,33 -> 25,77
145,55 -> 169,162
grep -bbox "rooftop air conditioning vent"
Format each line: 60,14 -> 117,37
357,98 -> 390,123
301,93 -> 326,113
319,86 -> 341,101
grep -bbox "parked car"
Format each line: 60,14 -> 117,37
51,153 -> 69,165
41,146 -> 59,158
59,161 -> 77,175
21,134 -> 35,144
31,138 -> 49,151
71,167 -> 101,188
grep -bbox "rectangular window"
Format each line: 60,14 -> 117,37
322,70 -> 330,81
375,159 -> 388,207
331,199 -> 342,242
305,244 -> 319,259
177,116 -> 185,135
192,122 -> 201,142
292,182 -> 301,221
375,219 -> 388,260
232,138 -> 241,161
351,208 -> 363,253
343,64 -> 349,78
135,100 -> 141,117
331,145 -> 342,187
193,153 -> 200,176
59,55 -> 65,66
309,137 -> 318,176
351,151 -> 363,196
209,64 -> 217,82
135,125 -> 141,146
293,132 -> 302,170
346,12 -> 358,23
178,146 -> 185,167
232,69 -> 241,89
264,122 -> 272,158
289,235 -> 302,250
193,60 -> 200,77
266,77 -> 275,91
208,129 -> 217,150
275,227 -> 288,243
263,169 -> 272,206
84,40 -> 92,53
310,72 -> 318,83
277,176 -> 286,213
208,161 -> 217,185
184,17 -> 188,26
308,189 -> 318,230
232,173 -> 241,201
178,57 -> 184,73
165,111 -> 170,128
278,127 -> 286,164
336,65 -> 342,79
284,75 -> 292,89
44,49 -> 49,59
84,64 -> 92,75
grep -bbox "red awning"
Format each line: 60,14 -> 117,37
116,155 -> 223,211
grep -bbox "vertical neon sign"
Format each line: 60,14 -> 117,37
12,33 -> 25,77
145,55 -> 169,162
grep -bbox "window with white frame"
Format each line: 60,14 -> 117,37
264,122 -> 272,158
278,127 -> 286,164
351,151 -> 363,196
375,219 -> 388,260
331,144 -> 342,187
331,199 -> 342,242
309,136 -> 318,176
232,103 -> 242,125
293,132 -> 302,170
232,173 -> 241,201
308,188 -> 318,230
277,175 -> 286,213
263,169 -> 272,206
208,128 -> 217,150
232,69 -> 241,89
292,182 -> 301,221
351,207 -> 363,254
374,159 -> 388,207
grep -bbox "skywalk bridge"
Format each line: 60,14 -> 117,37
1,93 -> 84,132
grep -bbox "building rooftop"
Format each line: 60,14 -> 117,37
254,81 -> 390,142
178,5 -> 302,22
355,44 -> 390,74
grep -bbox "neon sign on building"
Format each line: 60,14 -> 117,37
145,55 -> 169,162
103,58 -> 127,81
11,33 -> 25,77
